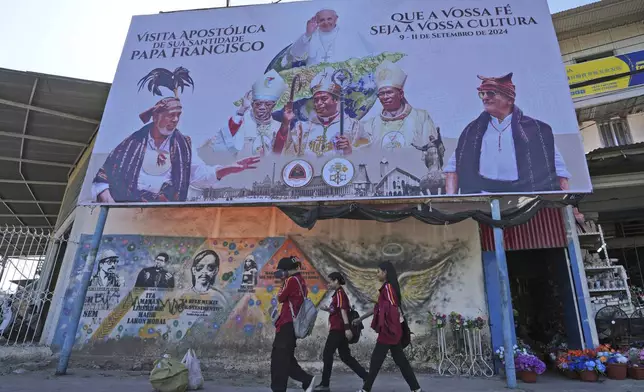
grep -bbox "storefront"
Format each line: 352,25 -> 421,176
481,207 -> 597,363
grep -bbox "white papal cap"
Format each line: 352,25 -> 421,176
375,60 -> 407,90
252,69 -> 287,101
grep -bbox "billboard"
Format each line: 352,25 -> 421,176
567,49 -> 644,98
79,0 -> 592,206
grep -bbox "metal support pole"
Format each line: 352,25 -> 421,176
562,205 -> 598,348
490,198 -> 517,389
56,206 -> 109,375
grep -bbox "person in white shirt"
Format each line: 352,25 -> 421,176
92,97 -> 259,203
282,9 -> 374,67
208,70 -> 289,156
443,73 -> 571,195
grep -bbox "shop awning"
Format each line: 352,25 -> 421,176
479,208 -> 567,251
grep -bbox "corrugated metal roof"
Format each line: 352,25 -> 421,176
553,0 -> 644,41
587,141 -> 644,156
0,68 -> 110,228
480,208 -> 567,251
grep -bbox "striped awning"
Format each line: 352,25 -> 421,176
480,208 -> 567,251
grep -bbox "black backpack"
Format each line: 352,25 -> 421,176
347,306 -> 363,344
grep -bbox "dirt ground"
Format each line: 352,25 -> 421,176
1,368 -> 643,392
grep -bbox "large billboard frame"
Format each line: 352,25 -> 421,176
78,0 -> 593,207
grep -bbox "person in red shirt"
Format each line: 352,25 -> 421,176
314,272 -> 367,391
352,261 -> 423,392
271,256 -> 316,392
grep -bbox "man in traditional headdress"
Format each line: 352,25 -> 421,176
363,60 -> 439,152
444,73 -> 571,194
274,67 -> 370,157
282,9 -> 374,67
92,97 -> 259,203
211,70 -> 289,156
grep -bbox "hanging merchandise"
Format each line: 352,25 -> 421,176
181,349 -> 204,390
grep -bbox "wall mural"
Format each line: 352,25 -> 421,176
52,230 -> 481,363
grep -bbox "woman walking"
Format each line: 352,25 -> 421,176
271,256 -> 316,392
353,261 -> 423,392
314,272 -> 368,391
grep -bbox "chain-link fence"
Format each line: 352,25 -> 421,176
0,225 -> 73,346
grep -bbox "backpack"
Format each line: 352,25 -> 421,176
347,306 -> 363,344
288,277 -> 318,339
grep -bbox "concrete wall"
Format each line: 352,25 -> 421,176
559,22 -> 644,64
45,206 -> 487,370
579,112 -> 644,153
629,112 -> 644,142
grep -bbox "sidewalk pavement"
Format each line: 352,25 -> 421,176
1,369 -> 643,392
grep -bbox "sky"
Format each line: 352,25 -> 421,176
0,0 -> 599,83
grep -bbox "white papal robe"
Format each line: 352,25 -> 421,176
284,27 -> 374,66
363,104 -> 438,152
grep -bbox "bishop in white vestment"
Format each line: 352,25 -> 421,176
277,68 -> 370,157
210,70 -> 288,157
362,60 -> 439,152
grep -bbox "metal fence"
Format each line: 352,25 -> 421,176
0,225 -> 72,346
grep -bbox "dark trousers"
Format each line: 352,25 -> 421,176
362,342 -> 420,392
321,330 -> 368,386
271,323 -> 313,392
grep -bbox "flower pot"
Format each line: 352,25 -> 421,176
518,370 -> 537,383
606,363 -> 627,380
579,370 -> 599,382
629,366 -> 644,380
563,370 -> 579,379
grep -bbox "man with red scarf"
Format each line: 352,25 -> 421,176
92,97 -> 259,203
444,73 -> 570,194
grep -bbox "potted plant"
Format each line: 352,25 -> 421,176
429,312 -> 447,329
515,352 -> 546,383
578,358 -> 606,382
449,311 -> 464,331
628,348 -> 644,380
556,350 -> 579,379
601,349 -> 628,380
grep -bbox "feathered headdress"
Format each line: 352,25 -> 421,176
137,67 -> 194,98
137,67 -> 194,123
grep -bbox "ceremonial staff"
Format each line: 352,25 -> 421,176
289,75 -> 303,154
332,69 -> 352,137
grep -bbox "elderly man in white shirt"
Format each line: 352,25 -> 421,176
444,73 -> 571,195
92,97 -> 259,203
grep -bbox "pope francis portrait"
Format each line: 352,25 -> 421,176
282,9 -> 374,67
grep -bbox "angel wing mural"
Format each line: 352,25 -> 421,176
291,235 -> 470,320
